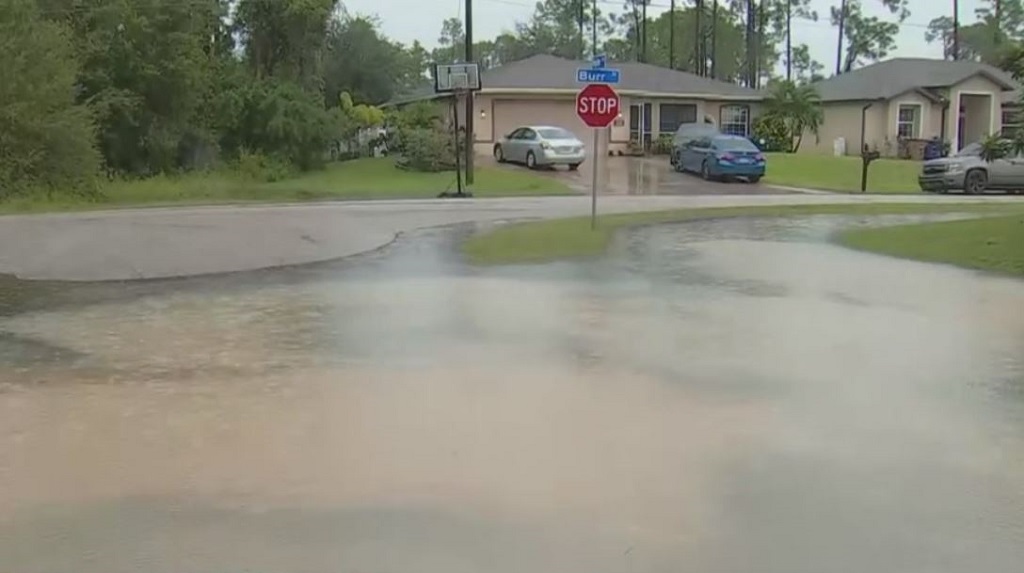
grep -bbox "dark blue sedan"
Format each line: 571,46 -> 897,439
674,134 -> 766,183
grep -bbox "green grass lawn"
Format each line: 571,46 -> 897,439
838,214 -> 1024,276
463,203 -> 1024,269
0,158 -> 571,214
764,153 -> 921,194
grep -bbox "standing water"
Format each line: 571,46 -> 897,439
1,216 -> 1022,573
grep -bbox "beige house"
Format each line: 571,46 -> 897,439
392,54 -> 765,158
807,58 -> 1018,157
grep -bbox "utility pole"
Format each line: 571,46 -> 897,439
952,0 -> 960,59
710,0 -> 718,79
836,0 -> 847,75
465,0 -> 474,185
786,0 -> 792,80
669,0 -> 675,69
592,0 -> 597,58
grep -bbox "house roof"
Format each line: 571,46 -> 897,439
480,54 -> 764,98
812,58 -> 1018,103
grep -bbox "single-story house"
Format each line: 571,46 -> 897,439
808,58 -> 1019,156
390,54 -> 765,158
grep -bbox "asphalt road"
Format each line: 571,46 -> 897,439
2,194 -> 1023,281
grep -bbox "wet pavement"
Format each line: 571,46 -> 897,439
2,215 -> 1024,573
5,193 -> 1024,281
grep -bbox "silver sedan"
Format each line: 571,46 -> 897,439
493,126 -> 586,170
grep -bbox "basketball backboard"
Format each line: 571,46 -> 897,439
433,63 -> 482,93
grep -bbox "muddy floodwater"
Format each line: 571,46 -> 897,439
1,215 -> 1023,573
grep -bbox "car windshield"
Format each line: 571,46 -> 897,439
713,137 -> 758,151
956,142 -> 983,157
537,127 -> 575,140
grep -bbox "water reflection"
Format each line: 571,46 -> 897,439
1,217 -> 1023,573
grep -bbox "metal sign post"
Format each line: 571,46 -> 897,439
575,57 -> 620,230
591,129 -> 599,229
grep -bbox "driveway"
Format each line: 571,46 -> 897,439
497,156 -> 788,195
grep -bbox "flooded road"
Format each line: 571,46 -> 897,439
1,215 -> 1023,573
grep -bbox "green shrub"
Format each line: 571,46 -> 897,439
650,134 -> 673,155
0,0 -> 100,200
752,114 -> 791,152
233,150 -> 295,182
396,128 -> 457,172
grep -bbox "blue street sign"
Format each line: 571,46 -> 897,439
576,68 -> 620,84
593,54 -> 607,69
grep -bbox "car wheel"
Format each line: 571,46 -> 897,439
568,163 -> 580,171
494,145 -> 505,163
701,161 -> 713,181
526,151 -> 537,170
964,169 -> 987,194
748,176 -> 762,184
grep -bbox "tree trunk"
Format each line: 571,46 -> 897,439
578,0 -> 585,59
835,0 -> 846,75
952,0 -> 960,60
995,0 -> 1003,45
786,0 -> 792,80
757,0 -> 765,88
710,0 -> 718,79
669,0 -> 675,69
995,0 -> 1002,45
695,0 -> 704,75
746,0 -> 756,86
641,0 -> 647,63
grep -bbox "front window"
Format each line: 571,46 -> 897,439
1001,107 -> 1020,136
897,104 -> 920,139
659,103 -> 697,135
719,105 -> 750,136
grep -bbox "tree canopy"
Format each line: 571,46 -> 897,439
12,0 -> 1024,195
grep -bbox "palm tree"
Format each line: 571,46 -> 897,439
764,80 -> 824,153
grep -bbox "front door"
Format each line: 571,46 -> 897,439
629,102 -> 653,149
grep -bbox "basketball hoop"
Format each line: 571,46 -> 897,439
432,63 -> 482,94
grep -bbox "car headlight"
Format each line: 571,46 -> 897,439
947,162 -> 963,172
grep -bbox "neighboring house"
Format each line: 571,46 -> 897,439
808,58 -> 1018,157
387,54 -> 765,158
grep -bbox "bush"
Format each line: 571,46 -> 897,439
650,134 -> 673,155
233,150 -> 295,182
0,0 -> 100,199
752,114 -> 791,153
396,128 -> 458,172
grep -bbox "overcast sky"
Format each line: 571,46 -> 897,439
345,0 -> 992,69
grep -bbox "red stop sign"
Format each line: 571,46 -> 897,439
576,84 -> 620,128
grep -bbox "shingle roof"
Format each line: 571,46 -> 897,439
813,58 -> 1018,102
480,54 -> 763,99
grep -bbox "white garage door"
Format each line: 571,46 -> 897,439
492,99 -> 603,158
